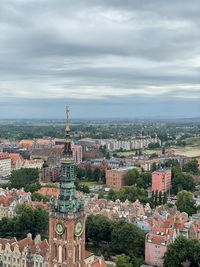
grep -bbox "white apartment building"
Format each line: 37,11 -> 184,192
107,137 -> 161,151
0,153 -> 11,178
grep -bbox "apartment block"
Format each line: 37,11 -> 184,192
152,168 -> 171,193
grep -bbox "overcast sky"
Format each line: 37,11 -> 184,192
0,0 -> 200,118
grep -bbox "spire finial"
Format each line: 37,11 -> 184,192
65,105 -> 70,132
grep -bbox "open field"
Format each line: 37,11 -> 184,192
114,151 -> 136,157
79,181 -> 100,187
115,146 -> 200,158
184,137 -> 200,146
173,146 -> 200,157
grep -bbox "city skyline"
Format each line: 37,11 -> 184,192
0,0 -> 200,118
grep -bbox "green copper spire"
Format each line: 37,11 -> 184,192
57,107 -> 79,214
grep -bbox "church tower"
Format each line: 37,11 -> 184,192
49,107 -> 85,267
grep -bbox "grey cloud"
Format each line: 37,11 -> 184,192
0,0 -> 200,118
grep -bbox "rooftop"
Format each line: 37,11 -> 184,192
110,166 -> 138,172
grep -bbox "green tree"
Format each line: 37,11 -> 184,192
149,153 -> 158,159
93,168 -> 101,182
182,160 -> 199,174
151,162 -> 157,172
0,204 -> 49,239
9,168 -> 39,189
107,186 -> 148,204
163,192 -> 167,205
163,236 -> 188,267
76,166 -> 85,179
86,215 -> 111,245
34,207 -> 49,238
116,254 -> 134,267
31,192 -> 49,203
158,191 -> 162,205
164,236 -> 200,267
124,170 -> 139,186
110,221 -> 145,259
100,169 -> 106,183
85,168 -> 93,181
154,190 -> 158,206
188,239 -> 200,265
176,190 -> 197,216
171,172 -> 195,195
25,181 -> 41,193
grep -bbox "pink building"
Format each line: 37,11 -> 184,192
145,227 -> 173,266
106,166 -> 138,189
72,144 -> 82,164
152,168 -> 171,193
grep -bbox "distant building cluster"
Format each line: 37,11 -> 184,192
0,188 -> 49,220
84,195 -> 200,267
84,197 -> 151,222
145,206 -> 200,266
106,137 -> 161,151
0,153 -> 11,178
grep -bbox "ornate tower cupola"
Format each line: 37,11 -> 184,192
58,106 -> 80,214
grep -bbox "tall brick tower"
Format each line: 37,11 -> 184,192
49,107 -> 85,267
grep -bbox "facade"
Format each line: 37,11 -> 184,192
9,153 -> 24,170
0,188 -> 31,219
151,169 -> 171,193
22,159 -> 44,169
0,234 -> 49,267
0,153 -> 11,178
19,139 -> 54,151
106,166 -> 138,189
82,158 -> 126,171
145,228 -> 173,267
106,137 -> 161,151
41,167 -> 61,183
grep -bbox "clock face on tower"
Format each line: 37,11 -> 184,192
55,222 -> 65,235
74,221 -> 83,237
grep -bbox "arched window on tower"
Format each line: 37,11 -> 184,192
64,247 -> 67,261
58,245 -> 62,263
54,244 -> 57,258
65,226 -> 67,241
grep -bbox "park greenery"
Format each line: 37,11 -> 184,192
31,192 -> 49,203
0,204 -> 49,239
76,166 -> 106,183
163,236 -> 200,267
116,254 -> 135,267
107,186 -> 148,204
124,169 -> 151,189
151,190 -> 167,207
9,168 -> 40,191
176,190 -> 197,216
162,159 -> 196,195
86,214 -> 145,266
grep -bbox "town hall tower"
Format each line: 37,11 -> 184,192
49,107 -> 85,267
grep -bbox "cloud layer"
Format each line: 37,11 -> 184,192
0,0 -> 200,118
